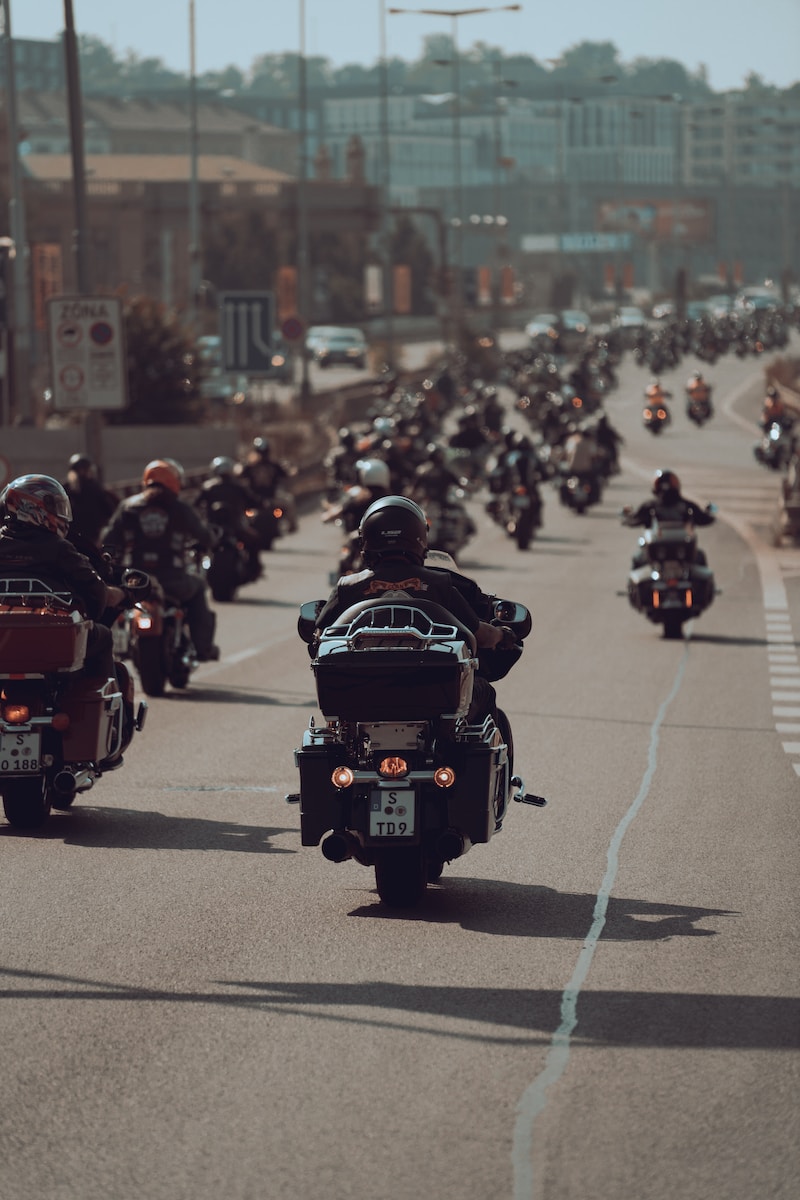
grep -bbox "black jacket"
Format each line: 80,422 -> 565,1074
0,522 -> 109,618
316,555 -> 482,635
102,486 -> 214,578
628,495 -> 715,528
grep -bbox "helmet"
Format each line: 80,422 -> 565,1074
142,459 -> 182,495
1,474 -> 73,537
653,468 -> 681,498
252,437 -> 270,457
356,458 -> 390,490
68,453 -> 94,474
211,456 -> 236,477
163,457 -> 185,487
359,495 -> 428,565
372,417 -> 395,437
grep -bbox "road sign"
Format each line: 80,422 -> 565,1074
46,295 -> 128,410
220,291 -> 275,373
280,315 -> 305,344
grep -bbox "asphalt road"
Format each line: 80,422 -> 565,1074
1,342 -> 798,1200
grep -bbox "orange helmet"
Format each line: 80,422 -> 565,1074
142,459 -> 181,495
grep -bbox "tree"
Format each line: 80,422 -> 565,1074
202,211 -> 279,293
109,297 -> 203,426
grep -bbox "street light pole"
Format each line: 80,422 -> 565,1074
297,0 -> 311,405
188,0 -> 201,332
388,6 -> 521,345
378,0 -> 395,369
1,0 -> 32,423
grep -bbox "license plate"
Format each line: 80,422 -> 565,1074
0,729 -> 42,774
369,788 -> 415,838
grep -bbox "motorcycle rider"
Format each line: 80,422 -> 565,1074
685,371 -> 714,417
102,459 -> 220,661
594,412 -> 624,475
0,474 -> 135,762
62,454 -> 120,548
412,444 -> 463,506
195,455 -> 262,579
314,496 -> 509,723
624,468 -> 715,567
238,436 -> 296,533
322,457 -> 390,533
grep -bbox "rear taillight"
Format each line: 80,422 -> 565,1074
2,704 -> 30,725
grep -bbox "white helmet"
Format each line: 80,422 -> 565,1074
356,458 -> 390,489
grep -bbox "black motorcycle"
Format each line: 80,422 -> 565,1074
289,595 -> 545,907
622,513 -> 716,640
203,502 -> 260,603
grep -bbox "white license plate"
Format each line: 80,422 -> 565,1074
0,729 -> 42,774
369,788 -> 415,838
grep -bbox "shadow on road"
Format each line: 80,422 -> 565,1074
162,685 -> 315,708
0,805 -> 296,853
350,878 -> 735,943
1,964 -> 796,1050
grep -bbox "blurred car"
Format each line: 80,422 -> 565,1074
557,309 -> 591,354
306,325 -> 367,369
651,300 -> 675,321
611,305 -> 648,345
686,300 -> 712,321
524,312 -> 559,346
735,287 -> 780,313
705,294 -> 734,319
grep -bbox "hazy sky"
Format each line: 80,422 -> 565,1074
11,0 -> 800,93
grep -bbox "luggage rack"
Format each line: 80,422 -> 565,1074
322,603 -> 467,653
0,578 -> 76,610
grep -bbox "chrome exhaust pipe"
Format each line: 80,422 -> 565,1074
53,768 -> 93,797
321,831 -> 360,863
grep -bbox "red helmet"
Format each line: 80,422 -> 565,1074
653,469 -> 681,498
1,474 -> 73,537
142,459 -> 181,495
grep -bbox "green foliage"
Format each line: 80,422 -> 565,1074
109,297 -> 204,426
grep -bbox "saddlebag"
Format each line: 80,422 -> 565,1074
60,676 -> 123,762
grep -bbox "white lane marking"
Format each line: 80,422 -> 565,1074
771,691 -> 800,702
773,706 -> 800,718
512,647 -> 690,1200
776,724 -> 800,733
781,743 -> 800,754
194,641 -> 275,678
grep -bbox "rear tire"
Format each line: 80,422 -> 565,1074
135,637 -> 167,697
3,778 -> 51,829
515,509 -> 535,550
374,846 -> 426,907
663,615 -> 684,640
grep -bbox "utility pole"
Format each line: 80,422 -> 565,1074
0,0 -> 32,424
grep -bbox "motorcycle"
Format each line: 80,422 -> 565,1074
203,502 -> 260,603
123,578 -> 198,697
685,388 -> 713,427
423,486 -> 476,558
753,422 -> 793,471
248,500 -> 284,551
0,573 -> 147,828
622,514 -> 716,640
642,400 -> 671,435
558,469 -> 601,515
288,594 -> 545,907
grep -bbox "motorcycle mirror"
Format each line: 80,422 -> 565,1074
298,599 -> 324,644
122,569 -> 151,593
492,600 -> 532,639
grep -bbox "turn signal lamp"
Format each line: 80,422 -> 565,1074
136,614 -> 153,630
643,407 -> 652,419
51,712 -> 71,732
2,703 -> 30,725
685,589 -> 693,607
433,766 -> 456,788
657,408 -> 667,419
378,756 -> 408,779
331,766 -> 355,789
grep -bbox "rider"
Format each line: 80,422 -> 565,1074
624,469 -> 715,566
314,495 -> 508,723
0,474 -> 137,763
195,455 -> 262,578
238,436 -> 296,533
102,459 -> 220,661
0,474 -> 127,682
685,371 -> 714,416
62,454 -> 120,548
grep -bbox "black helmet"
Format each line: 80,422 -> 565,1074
653,468 -> 681,498
68,453 -> 94,473
252,437 -> 270,457
211,455 -> 236,477
359,495 -> 428,565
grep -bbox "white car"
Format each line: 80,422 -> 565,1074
525,313 -> 559,345
306,326 -> 367,369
